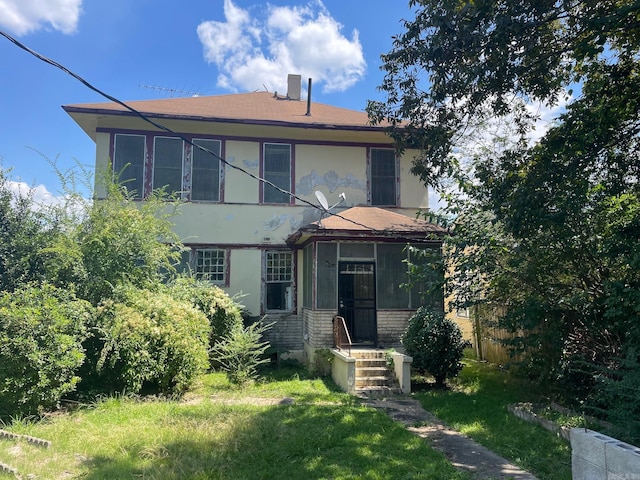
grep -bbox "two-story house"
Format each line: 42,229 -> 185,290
63,75 -> 445,367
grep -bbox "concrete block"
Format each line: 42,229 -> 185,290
571,428 -> 618,469
572,453 -> 606,480
606,440 -> 640,477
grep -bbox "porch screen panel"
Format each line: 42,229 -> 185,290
317,243 -> 337,309
408,244 -> 444,311
339,243 -> 374,259
303,244 -> 312,308
376,243 -> 410,309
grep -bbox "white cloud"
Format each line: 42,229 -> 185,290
9,180 -> 58,205
7,180 -> 87,216
197,0 -> 366,94
0,0 -> 82,36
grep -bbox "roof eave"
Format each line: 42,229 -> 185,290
61,105 -> 390,132
287,226 -> 445,248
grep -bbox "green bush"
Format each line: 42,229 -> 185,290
0,284 -> 91,417
402,307 -> 470,387
166,276 -> 243,350
212,321 -> 272,385
83,286 -> 210,396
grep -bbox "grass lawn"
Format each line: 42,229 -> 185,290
0,366 -> 471,480
413,359 -> 573,480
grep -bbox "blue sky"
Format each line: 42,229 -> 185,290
0,0 -> 416,202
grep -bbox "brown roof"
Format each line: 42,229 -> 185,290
288,207 -> 446,245
63,91 -> 382,129
318,207 -> 445,233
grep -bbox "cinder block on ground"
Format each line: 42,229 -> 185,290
571,428 -> 617,469
606,439 -> 640,477
571,455 -> 605,480
571,428 -> 640,479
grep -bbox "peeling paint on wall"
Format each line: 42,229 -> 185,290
243,159 -> 259,170
263,214 -> 290,231
297,170 -> 365,195
300,207 -> 322,227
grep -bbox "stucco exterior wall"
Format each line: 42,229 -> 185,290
399,149 -> 429,210
294,144 -> 367,206
171,203 -> 308,245
224,140 -> 260,204
93,131 -> 111,198
227,249 -> 262,317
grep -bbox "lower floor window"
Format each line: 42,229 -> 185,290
195,248 -> 226,284
266,251 -> 293,310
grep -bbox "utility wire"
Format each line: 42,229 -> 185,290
1,29 -> 435,238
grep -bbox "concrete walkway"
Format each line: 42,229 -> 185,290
361,396 -> 539,480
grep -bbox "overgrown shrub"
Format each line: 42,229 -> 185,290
82,286 -> 210,396
0,284 -> 92,417
166,276 -> 243,350
403,307 -> 470,387
212,321 -> 272,385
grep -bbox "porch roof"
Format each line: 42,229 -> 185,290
287,206 -> 447,246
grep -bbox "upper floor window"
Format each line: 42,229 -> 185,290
112,133 -> 223,201
113,134 -> 145,198
263,143 -> 292,204
153,137 -> 184,196
265,251 -> 293,310
370,148 -> 397,206
192,139 -> 221,202
194,248 -> 226,284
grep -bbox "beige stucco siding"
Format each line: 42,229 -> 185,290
294,144 -> 367,206
227,249 -> 262,316
224,140 -> 260,204
93,132 -> 111,198
400,149 -> 429,210
171,203 -> 310,245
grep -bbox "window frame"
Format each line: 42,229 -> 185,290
262,142 -> 293,204
191,138 -> 222,202
369,147 -> 399,207
264,250 -> 294,311
152,136 -> 185,197
193,248 -> 228,286
112,133 -> 146,199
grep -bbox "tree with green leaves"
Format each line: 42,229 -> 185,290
370,0 -> 640,420
45,177 -> 184,305
0,169 -> 50,291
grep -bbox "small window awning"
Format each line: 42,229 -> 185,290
286,206 -> 447,247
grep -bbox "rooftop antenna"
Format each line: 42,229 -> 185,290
315,191 -> 346,222
139,84 -> 204,98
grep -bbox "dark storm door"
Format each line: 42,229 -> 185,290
338,261 -> 377,345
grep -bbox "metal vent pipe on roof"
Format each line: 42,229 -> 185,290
306,78 -> 312,116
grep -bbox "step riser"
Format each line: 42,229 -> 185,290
356,379 -> 392,387
356,359 -> 387,368
358,368 -> 389,378
350,351 -> 401,396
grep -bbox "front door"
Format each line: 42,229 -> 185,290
338,261 -> 377,345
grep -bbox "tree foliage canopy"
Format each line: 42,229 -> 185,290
371,0 -> 640,420
367,0 -> 640,185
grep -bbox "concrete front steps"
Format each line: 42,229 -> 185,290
353,349 -> 401,396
